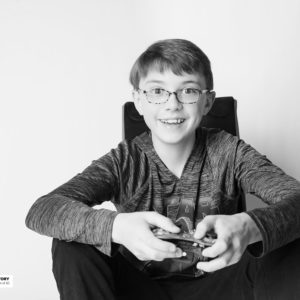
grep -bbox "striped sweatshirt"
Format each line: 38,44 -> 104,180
25,128 -> 300,258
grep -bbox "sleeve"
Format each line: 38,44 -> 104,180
25,148 -> 123,256
234,139 -> 300,256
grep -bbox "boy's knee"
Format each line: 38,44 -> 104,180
253,238 -> 300,299
51,239 -> 117,299
261,238 -> 300,270
52,239 -> 86,263
52,239 -> 108,272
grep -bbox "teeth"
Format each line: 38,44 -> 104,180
161,119 -> 184,124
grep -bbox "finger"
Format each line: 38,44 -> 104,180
143,243 -> 183,261
147,234 -> 185,257
197,250 -> 234,272
202,238 -> 228,258
149,247 -> 184,261
146,212 -> 180,233
194,215 -> 216,239
142,232 -> 185,259
147,235 -> 178,252
137,237 -> 183,261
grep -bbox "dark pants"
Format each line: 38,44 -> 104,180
52,238 -> 300,300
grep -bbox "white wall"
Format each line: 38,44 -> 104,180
1,0 -> 299,299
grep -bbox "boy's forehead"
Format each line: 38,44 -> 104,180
139,69 -> 206,88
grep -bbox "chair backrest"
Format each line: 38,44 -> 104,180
122,96 -> 245,212
123,97 -> 239,140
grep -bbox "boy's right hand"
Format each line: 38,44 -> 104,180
111,211 -> 183,261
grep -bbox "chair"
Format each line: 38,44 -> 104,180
122,97 -> 246,212
123,97 -> 239,140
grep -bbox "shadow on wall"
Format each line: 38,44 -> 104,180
246,194 -> 267,210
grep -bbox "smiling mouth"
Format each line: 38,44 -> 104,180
159,118 -> 185,125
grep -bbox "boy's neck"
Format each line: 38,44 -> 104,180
152,133 -> 196,178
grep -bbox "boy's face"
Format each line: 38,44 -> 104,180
133,69 -> 215,148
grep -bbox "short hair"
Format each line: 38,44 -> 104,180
129,39 -> 213,90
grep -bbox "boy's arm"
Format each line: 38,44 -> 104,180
195,134 -> 299,273
25,152 -> 120,256
234,139 -> 300,256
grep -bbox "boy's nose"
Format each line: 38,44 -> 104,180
165,92 -> 182,110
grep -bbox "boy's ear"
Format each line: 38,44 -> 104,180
132,90 -> 144,116
203,91 -> 216,115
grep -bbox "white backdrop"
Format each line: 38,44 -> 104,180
1,0 -> 299,299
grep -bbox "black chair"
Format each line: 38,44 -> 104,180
123,97 -> 239,140
122,97 -> 245,211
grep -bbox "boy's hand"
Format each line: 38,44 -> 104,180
194,213 -> 262,272
112,211 -> 183,261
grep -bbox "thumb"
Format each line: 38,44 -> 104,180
146,212 -> 180,233
194,215 -> 216,239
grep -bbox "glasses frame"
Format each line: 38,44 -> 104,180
138,88 -> 212,104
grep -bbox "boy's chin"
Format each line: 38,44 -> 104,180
153,132 -> 194,147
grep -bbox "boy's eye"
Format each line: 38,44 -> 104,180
149,88 -> 165,95
182,88 -> 198,95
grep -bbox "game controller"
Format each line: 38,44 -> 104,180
147,228 -> 217,278
152,228 -> 216,248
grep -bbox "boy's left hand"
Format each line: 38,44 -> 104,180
194,213 -> 262,272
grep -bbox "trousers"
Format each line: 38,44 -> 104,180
52,238 -> 300,300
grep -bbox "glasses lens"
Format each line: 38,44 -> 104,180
179,88 -> 201,103
147,88 -> 168,104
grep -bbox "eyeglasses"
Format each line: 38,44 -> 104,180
138,88 -> 211,104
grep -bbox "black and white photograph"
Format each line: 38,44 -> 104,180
1,1 -> 300,299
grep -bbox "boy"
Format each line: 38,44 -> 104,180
26,39 -> 300,300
